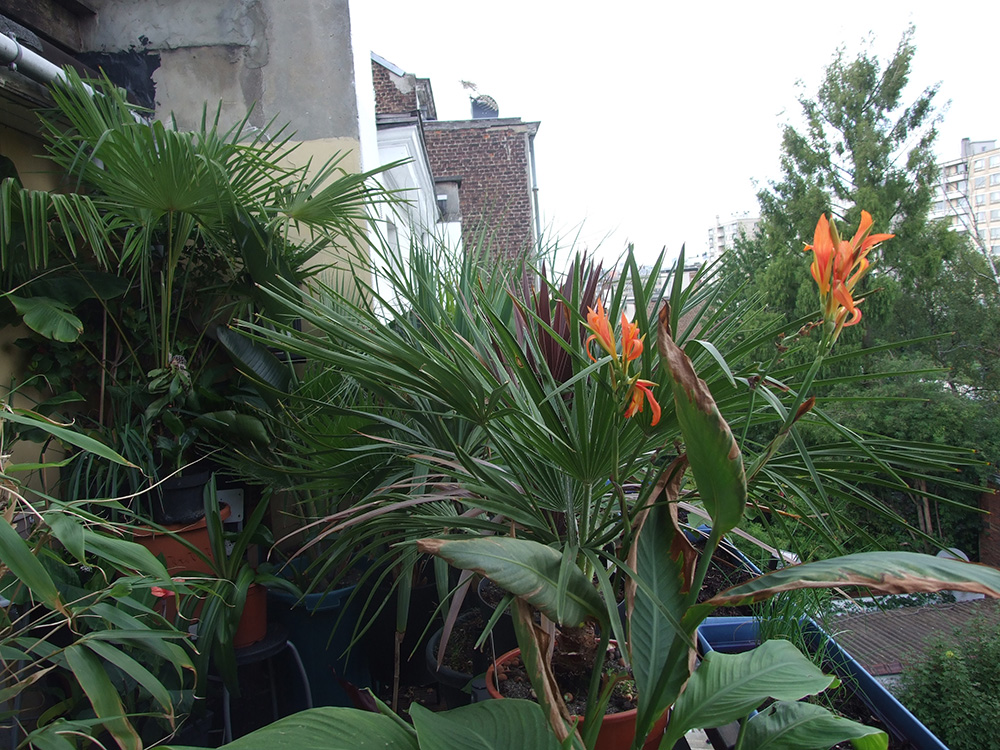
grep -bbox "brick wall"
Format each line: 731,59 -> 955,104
424,120 -> 538,261
372,59 -> 417,116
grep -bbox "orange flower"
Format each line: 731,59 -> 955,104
625,379 -> 661,426
585,300 -> 616,361
150,586 -> 174,598
804,211 -> 893,330
620,313 -> 644,363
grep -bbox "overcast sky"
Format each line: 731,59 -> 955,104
351,1 -> 1000,266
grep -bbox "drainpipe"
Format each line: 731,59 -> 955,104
528,132 -> 541,245
0,32 -> 95,95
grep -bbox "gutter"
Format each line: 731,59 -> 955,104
0,31 -> 95,95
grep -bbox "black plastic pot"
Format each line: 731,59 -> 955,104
425,611 -> 496,709
152,469 -> 213,524
475,578 -> 518,655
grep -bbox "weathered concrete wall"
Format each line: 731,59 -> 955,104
80,0 -> 360,142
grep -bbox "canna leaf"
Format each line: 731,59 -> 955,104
662,640 -> 835,747
657,305 -> 746,536
742,701 -> 888,750
417,537 -> 606,627
710,551 -> 1000,606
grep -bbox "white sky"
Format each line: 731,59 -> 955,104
350,1 -> 1000,266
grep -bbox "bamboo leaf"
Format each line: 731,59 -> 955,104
0,516 -> 65,614
64,644 -> 140,750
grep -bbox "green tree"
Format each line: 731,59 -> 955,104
723,27 -> 1000,554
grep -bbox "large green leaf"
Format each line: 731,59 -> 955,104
656,305 -> 746,536
662,640 -> 835,747
742,701 -> 888,750
417,537 -> 606,627
410,699 -> 560,750
0,516 -> 64,614
628,462 -> 699,747
7,294 -> 83,342
709,551 -> 1000,606
167,707 -> 418,750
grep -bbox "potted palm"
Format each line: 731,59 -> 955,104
0,70 -> 396,526
232,212 -> 1000,749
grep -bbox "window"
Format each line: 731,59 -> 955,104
992,191 -> 1000,204
975,158 -> 986,170
993,173 -> 1000,186
991,155 -> 1000,168
977,212 -> 987,223
976,194 -> 987,206
992,227 -> 1000,240
992,210 -> 1000,222
976,177 -> 987,189
958,180 -> 969,192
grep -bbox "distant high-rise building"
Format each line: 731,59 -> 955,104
702,214 -> 760,264
930,138 -> 1000,255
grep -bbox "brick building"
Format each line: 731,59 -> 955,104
371,55 -> 540,261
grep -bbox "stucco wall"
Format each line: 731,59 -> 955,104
81,0 -> 360,142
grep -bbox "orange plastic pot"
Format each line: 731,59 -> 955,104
485,645 -> 667,750
133,504 -> 232,575
234,583 -> 268,648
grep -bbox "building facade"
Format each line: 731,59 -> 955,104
703,214 -> 760,265
371,55 -> 541,262
930,138 -> 1000,256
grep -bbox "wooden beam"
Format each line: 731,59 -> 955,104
0,0 -> 94,53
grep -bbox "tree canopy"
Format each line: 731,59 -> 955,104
723,27 -> 1000,555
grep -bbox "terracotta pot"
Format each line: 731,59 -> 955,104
486,645 -> 667,750
234,583 -> 268,648
133,504 -> 232,575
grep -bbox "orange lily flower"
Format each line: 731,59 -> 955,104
804,210 -> 893,329
625,379 -> 661,426
620,313 -> 644,363
585,300 -> 616,361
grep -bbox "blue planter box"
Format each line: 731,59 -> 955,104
696,616 -> 948,750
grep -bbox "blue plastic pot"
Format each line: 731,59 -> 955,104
696,616 -> 948,750
267,582 -> 371,708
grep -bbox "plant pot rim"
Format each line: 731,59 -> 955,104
132,503 -> 231,538
485,643 -> 639,721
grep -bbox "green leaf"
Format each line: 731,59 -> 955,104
662,640 -> 835,746
83,639 -> 175,716
742,701 -> 888,750
417,537 -> 606,627
47,513 -> 86,564
709,551 -> 1000,606
410,699 -> 560,750
0,516 -> 64,613
1,409 -> 133,466
629,466 -> 699,744
656,306 -> 746,536
7,294 -> 83,342
168,706 -> 419,750
84,530 -> 172,582
64,644 -> 140,750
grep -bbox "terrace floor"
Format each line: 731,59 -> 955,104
820,597 -> 1000,677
